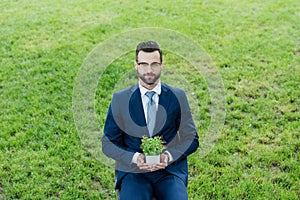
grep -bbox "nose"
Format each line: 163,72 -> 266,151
145,65 -> 153,73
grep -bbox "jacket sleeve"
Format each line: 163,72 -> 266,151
101,93 -> 135,166
166,89 -> 199,163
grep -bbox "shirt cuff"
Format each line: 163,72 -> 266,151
164,150 -> 174,162
131,152 -> 141,164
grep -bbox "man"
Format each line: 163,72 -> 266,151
102,41 -> 199,200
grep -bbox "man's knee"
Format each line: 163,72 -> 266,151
154,175 -> 188,200
120,174 -> 153,200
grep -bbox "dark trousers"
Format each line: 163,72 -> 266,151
119,170 -> 188,200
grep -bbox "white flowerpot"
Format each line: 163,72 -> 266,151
145,155 -> 160,165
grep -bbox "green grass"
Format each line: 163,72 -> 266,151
1,0 -> 299,199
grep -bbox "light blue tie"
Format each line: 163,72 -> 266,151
145,91 -> 156,136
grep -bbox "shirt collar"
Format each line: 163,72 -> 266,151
139,81 -> 161,96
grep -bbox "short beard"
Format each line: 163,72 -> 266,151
138,73 -> 160,85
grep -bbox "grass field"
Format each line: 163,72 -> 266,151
1,0 -> 299,199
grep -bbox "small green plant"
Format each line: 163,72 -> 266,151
140,136 -> 165,156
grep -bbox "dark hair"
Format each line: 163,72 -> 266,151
135,41 -> 163,62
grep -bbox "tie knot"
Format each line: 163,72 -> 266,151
145,91 -> 155,99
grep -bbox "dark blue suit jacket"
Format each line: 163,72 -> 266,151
102,83 -> 199,189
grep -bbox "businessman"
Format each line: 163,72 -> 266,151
102,41 -> 199,200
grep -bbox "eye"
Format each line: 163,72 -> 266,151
151,63 -> 160,68
138,63 -> 149,68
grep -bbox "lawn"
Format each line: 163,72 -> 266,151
0,0 -> 299,199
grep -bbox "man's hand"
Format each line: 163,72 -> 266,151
150,153 -> 169,171
136,154 -> 152,171
137,153 -> 169,172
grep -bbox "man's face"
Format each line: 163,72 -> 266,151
135,50 -> 163,86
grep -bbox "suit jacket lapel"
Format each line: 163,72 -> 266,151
154,84 -> 171,135
129,85 -> 147,127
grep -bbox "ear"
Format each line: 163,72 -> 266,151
161,61 -> 165,69
134,60 -> 138,70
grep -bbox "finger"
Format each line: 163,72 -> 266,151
160,154 -> 169,163
139,166 -> 152,170
158,162 -> 168,167
164,157 -> 168,163
152,163 -> 167,170
137,159 -> 144,164
137,163 -> 148,167
137,164 -> 152,170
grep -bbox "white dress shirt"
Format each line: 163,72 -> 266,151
139,82 -> 161,123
